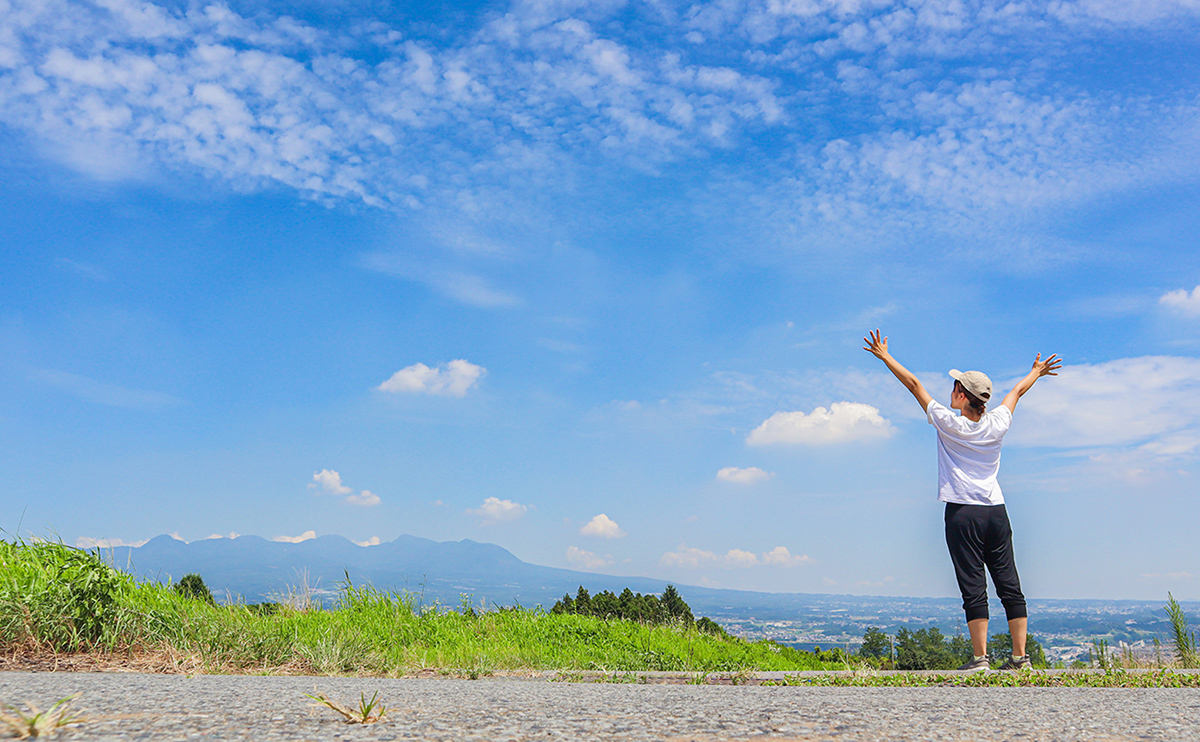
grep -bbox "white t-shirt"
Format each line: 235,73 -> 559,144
926,399 -> 1013,506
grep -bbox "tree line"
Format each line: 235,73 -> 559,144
551,585 -> 727,636
851,626 -> 1047,670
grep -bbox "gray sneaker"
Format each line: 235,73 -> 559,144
998,655 -> 1030,671
957,656 -> 991,672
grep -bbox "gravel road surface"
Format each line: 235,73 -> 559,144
2,672 -> 1197,741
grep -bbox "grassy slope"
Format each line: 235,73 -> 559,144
0,540 -> 831,675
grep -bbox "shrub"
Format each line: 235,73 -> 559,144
174,574 -> 216,605
0,540 -> 129,651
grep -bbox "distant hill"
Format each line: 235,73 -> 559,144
104,533 -> 938,617
99,534 -> 1197,653
104,533 -> 724,610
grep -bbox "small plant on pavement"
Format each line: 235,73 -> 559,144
306,691 -> 387,724
0,693 -> 84,738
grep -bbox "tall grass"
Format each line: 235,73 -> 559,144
1166,592 -> 1197,668
0,540 -> 830,675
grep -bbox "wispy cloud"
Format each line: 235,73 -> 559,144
273,530 -> 316,543
353,536 -> 381,547
716,466 -> 772,484
378,360 -> 487,397
660,544 -> 811,569
467,496 -> 528,524
75,536 -> 148,548
30,368 -> 182,408
747,402 -> 892,445
361,253 -> 521,308
566,545 -> 612,569
1,0 -> 1191,263
1008,356 -> 1200,452
54,257 -> 107,281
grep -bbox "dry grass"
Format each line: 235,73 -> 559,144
0,694 -> 84,739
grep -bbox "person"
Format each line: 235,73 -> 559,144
862,329 -> 1061,671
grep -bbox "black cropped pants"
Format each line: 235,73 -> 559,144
944,503 -> 1027,623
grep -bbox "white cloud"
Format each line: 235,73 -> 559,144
75,536 -> 148,548
1160,286 -> 1200,316
716,466 -> 773,484
761,546 -> 812,567
1008,356 -> 1200,451
660,544 -> 809,569
0,0 -> 1192,289
723,548 -> 760,568
310,469 -> 352,495
273,530 -> 316,543
203,532 -> 240,540
566,545 -> 612,569
353,536 -> 381,547
660,545 -> 720,569
467,496 -> 528,524
579,513 -> 625,538
377,360 -> 486,397
346,490 -> 381,507
309,469 -> 381,506
747,402 -> 893,445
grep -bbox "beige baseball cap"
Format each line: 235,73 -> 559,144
949,369 -> 992,400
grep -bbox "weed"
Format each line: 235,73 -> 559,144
729,668 -> 755,686
0,694 -> 84,738
1166,592 -> 1197,668
1091,638 -> 1112,671
306,691 -> 387,724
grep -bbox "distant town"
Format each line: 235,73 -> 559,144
708,596 -> 1184,664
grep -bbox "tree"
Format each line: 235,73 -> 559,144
859,627 -> 890,660
574,586 -> 591,614
696,617 -> 728,637
895,627 -> 963,670
660,585 -> 694,625
174,573 -> 215,604
551,593 -> 574,614
989,632 -> 1048,668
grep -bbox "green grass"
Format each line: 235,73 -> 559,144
779,669 -> 1200,688
0,539 -> 832,675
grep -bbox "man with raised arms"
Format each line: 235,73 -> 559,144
863,329 -> 1061,671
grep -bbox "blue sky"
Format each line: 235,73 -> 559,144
2,0 -> 1200,601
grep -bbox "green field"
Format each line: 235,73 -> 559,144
0,539 -> 835,676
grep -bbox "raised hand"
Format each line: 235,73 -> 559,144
1032,353 -> 1062,378
862,329 -> 889,360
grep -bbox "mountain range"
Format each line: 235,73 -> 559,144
100,534 -> 1193,650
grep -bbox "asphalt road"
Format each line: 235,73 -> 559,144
2,672 -> 1198,741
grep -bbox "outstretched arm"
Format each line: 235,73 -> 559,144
863,329 -> 933,412
1001,353 -> 1062,414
